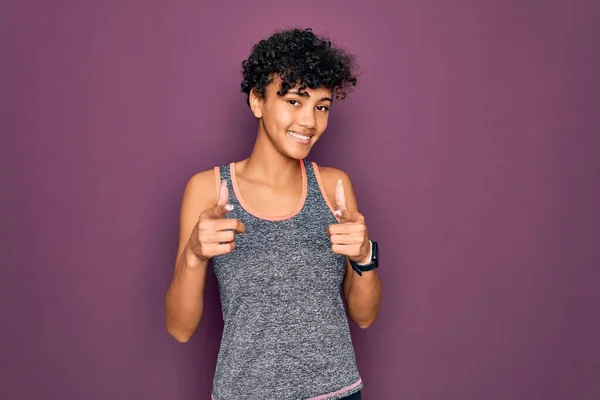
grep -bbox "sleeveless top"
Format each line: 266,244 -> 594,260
210,159 -> 363,400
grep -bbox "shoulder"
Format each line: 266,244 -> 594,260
181,167 -> 221,214
312,163 -> 358,210
314,164 -> 351,187
175,167 -> 222,256
184,167 -> 219,195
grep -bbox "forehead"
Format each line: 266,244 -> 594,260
266,75 -> 333,98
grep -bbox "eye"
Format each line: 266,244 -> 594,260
287,99 -> 300,106
316,105 -> 330,112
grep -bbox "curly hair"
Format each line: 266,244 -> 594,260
241,28 -> 358,105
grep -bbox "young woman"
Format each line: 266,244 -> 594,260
165,28 -> 382,400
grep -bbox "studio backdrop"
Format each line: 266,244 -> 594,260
1,1 -> 599,399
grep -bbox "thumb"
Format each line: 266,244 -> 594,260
334,179 -> 347,218
216,180 -> 230,207
206,180 -> 233,219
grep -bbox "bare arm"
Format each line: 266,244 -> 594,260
165,170 -> 245,342
319,167 -> 382,328
165,171 -> 216,342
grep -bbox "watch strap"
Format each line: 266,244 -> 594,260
349,240 -> 378,276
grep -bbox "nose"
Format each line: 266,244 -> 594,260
297,107 -> 316,129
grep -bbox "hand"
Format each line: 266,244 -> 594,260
187,180 -> 245,264
327,179 -> 371,264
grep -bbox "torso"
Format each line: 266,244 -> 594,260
209,159 -> 363,400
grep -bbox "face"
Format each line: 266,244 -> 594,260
250,76 -> 333,160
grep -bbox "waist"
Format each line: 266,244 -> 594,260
212,355 -> 362,400
213,304 -> 359,399
212,380 -> 363,400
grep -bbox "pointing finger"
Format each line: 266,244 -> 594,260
204,181 -> 233,219
334,178 -> 347,217
216,180 -> 230,207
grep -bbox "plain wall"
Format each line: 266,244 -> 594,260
1,1 -> 599,399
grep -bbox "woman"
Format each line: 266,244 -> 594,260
165,28 -> 382,400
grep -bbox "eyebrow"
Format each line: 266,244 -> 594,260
287,91 -> 333,102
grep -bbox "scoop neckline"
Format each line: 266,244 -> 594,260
229,159 -> 308,221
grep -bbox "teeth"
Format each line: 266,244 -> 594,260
288,131 -> 311,140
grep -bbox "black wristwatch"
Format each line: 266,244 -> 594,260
348,240 -> 378,276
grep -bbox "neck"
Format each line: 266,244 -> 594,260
239,126 -> 302,186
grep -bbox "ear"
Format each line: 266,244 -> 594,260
249,88 -> 264,119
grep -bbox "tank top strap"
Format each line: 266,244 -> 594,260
213,163 -> 241,207
215,160 -> 335,219
302,159 -> 317,186
303,159 -> 338,218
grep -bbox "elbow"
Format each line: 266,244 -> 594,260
352,314 -> 377,329
166,325 -> 193,343
165,317 -> 195,343
164,298 -> 200,343
353,311 -> 379,329
357,320 -> 374,329
170,331 -> 192,343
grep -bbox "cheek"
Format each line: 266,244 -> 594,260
278,108 -> 296,125
266,106 -> 293,126
318,114 -> 329,130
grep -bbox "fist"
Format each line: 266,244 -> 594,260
188,180 -> 245,263
327,179 -> 370,264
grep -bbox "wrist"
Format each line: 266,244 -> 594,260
355,240 -> 373,265
183,246 -> 208,269
348,240 -> 378,276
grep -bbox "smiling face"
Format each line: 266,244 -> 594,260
249,76 -> 333,160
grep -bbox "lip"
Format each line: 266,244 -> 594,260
287,130 -> 313,145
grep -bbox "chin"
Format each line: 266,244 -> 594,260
283,143 -> 314,160
281,136 -> 319,160
285,150 -> 310,160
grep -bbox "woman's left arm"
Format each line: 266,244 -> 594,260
325,169 -> 382,329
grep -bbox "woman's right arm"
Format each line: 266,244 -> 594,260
164,171 -> 244,343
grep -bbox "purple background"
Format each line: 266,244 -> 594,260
2,1 -> 599,399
